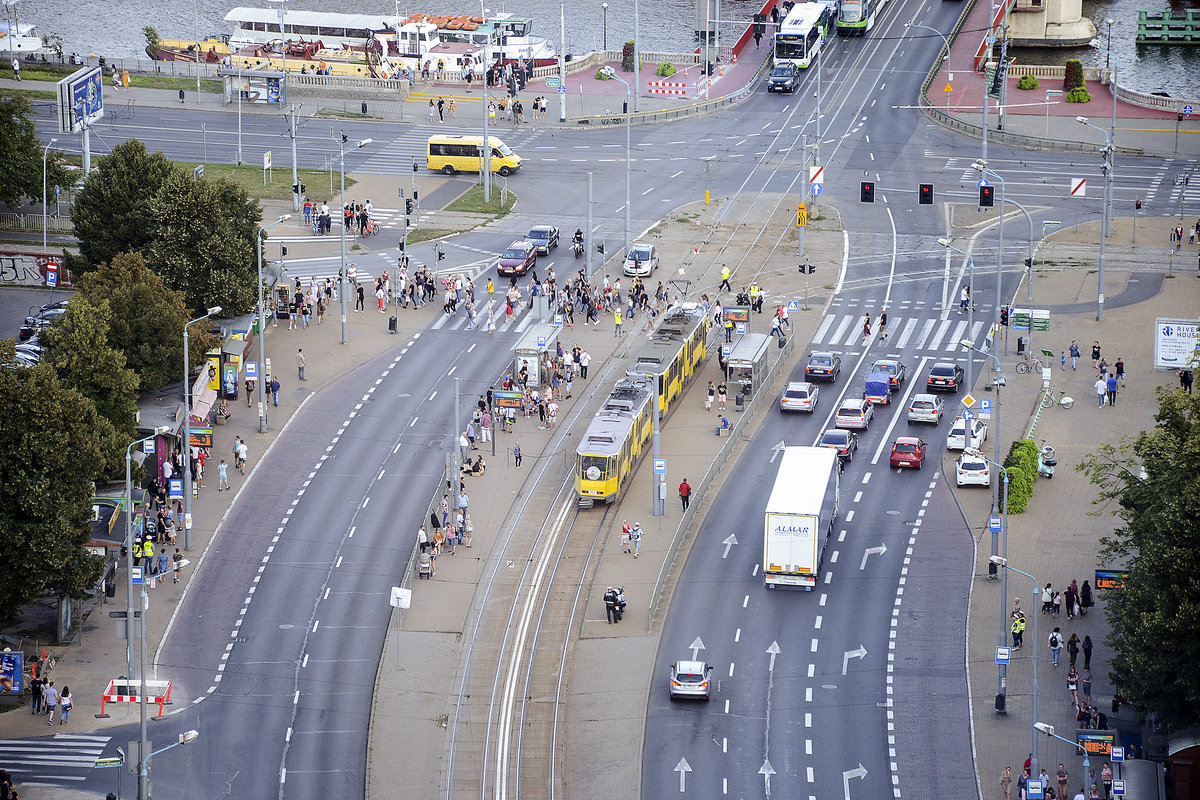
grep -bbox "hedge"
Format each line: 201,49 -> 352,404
1001,438 -> 1039,514
1017,75 -> 1039,91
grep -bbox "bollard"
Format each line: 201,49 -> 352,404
362,101 -> 368,115
179,89 -> 185,104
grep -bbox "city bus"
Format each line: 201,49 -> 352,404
837,0 -> 889,35
774,1 -> 837,68
426,134 -> 522,176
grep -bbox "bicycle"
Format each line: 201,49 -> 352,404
1014,354 -> 1045,374
1041,388 -> 1074,409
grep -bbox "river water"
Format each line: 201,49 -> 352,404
12,0 -> 1195,98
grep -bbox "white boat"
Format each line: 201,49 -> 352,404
0,20 -> 47,54
224,7 -> 401,51
401,11 -> 558,65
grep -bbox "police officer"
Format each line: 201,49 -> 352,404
604,587 -> 619,623
724,315 -> 734,343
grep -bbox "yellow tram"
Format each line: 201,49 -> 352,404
575,303 -> 710,506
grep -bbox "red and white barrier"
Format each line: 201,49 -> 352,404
97,678 -> 172,719
647,80 -> 688,97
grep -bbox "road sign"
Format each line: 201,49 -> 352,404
736,322 -> 747,335
1028,780 -> 1045,800
1112,746 -> 1125,762
546,77 -> 561,88
143,439 -> 156,454
263,151 -> 272,170
557,85 -> 566,94
977,178 -> 990,189
653,459 -> 666,474
809,165 -> 824,185
811,183 -> 822,197
980,399 -> 992,416
989,516 -> 1003,533
94,756 -> 124,769
944,83 -> 953,94
131,567 -> 143,585
995,646 -> 1011,664
46,261 -> 58,287
721,344 -> 731,357
962,409 -> 974,421
796,202 -> 807,227
1184,105 -> 1194,115
553,314 -> 563,326
962,393 -> 977,408
786,300 -> 800,311
169,478 -> 183,499
245,361 -> 258,379
1046,89 -> 1063,97
1112,780 -> 1126,796
1070,177 -> 1086,197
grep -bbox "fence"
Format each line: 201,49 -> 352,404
22,52 -> 223,80
0,212 -> 73,233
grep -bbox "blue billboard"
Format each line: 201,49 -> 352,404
56,66 -> 104,134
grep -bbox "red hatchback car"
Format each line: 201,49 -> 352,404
889,436 -> 927,469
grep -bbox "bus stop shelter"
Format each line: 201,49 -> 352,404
513,323 -> 560,389
725,333 -> 772,405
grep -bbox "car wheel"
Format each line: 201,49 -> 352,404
499,166 -> 513,177
442,164 -> 456,175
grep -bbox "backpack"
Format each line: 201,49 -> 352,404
1050,634 -> 1060,648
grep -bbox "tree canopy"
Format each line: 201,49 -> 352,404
0,94 -> 74,209
1079,386 -> 1200,730
0,342 -> 107,619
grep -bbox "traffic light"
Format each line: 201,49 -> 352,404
1180,113 -> 1186,122
405,199 -> 414,215
979,185 -> 995,207
1000,306 -> 1009,326
292,182 -> 306,195
341,133 -> 349,144
436,246 -> 446,261
597,243 -> 605,255
989,64 -> 1005,98
860,181 -> 875,203
1135,199 -> 1142,210
1023,258 -> 1033,270
281,246 -> 288,257
413,189 -> 419,203
918,183 -> 934,205
797,263 -> 815,274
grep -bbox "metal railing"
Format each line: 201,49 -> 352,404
0,212 -> 73,232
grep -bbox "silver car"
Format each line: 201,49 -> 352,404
780,381 -> 819,413
906,393 -> 945,425
834,398 -> 874,430
669,660 -> 713,700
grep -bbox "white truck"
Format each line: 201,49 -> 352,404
764,446 -> 840,589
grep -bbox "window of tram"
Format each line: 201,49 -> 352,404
580,454 -> 610,480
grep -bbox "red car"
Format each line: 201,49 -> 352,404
889,436 -> 927,469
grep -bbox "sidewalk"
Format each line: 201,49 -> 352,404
959,214 -> 1198,797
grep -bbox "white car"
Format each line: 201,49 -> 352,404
780,381 -> 819,413
834,398 -> 874,430
622,243 -> 659,277
956,451 -> 991,486
906,393 -> 944,425
946,417 -> 988,450
669,660 -> 713,701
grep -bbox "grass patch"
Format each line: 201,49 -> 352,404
445,183 -> 516,216
181,163 -> 352,201
0,87 -> 58,101
0,63 -> 220,92
130,75 -> 222,93
405,228 -> 458,245
314,109 -> 384,120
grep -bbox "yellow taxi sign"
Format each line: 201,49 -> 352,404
796,202 -> 808,228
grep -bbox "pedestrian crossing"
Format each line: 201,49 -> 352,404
356,129 -> 541,175
0,733 -> 112,785
427,297 -> 564,334
811,313 -> 986,354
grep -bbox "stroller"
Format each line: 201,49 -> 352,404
417,551 -> 433,579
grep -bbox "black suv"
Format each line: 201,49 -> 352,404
767,62 -> 801,93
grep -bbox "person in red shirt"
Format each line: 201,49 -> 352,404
679,479 -> 692,512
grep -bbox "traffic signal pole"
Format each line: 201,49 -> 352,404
289,104 -> 300,213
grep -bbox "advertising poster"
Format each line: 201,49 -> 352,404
0,651 -> 23,695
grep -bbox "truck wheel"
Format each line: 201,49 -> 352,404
442,164 -> 456,175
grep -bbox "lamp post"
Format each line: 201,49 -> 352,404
182,306 -> 222,552
992,556 -> 1041,784
601,2 -> 608,52
937,238 -> 976,391
338,137 -> 373,344
600,66 -> 631,256
124,427 -> 170,686
1104,17 -> 1113,71
961,336 -> 1006,534
3,0 -> 18,69
42,137 -> 56,252
905,23 -> 951,112
1076,116 -> 1112,320
139,729 -> 199,800
1091,34 -> 1119,240
977,454 -> 1010,713
257,215 -> 290,433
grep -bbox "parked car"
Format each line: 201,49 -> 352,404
18,307 -> 67,342
889,437 -> 927,469
767,62 -> 801,93
955,450 -> 991,486
834,398 -> 874,430
622,243 -> 659,277
805,352 -> 842,382
669,660 -> 713,700
870,359 -> 906,390
779,381 -> 819,413
926,362 -> 965,392
946,416 -> 988,450
497,239 -> 538,276
526,225 -> 559,255
820,428 -> 859,462
906,393 -> 945,425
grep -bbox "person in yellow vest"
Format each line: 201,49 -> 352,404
718,264 -> 732,292
749,283 -> 761,313
724,315 -> 734,343
613,308 -> 623,337
1011,611 -> 1025,649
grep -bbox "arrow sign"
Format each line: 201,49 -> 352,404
770,440 -> 787,463
722,533 -> 738,558
842,764 -> 868,800
760,759 -> 777,794
1070,177 -> 1087,197
860,543 -> 887,570
689,637 -> 705,660
675,758 -> 692,791
766,640 -> 781,671
842,645 -> 867,675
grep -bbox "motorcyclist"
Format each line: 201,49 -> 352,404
572,229 -> 584,258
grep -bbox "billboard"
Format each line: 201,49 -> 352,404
1154,317 -> 1199,370
0,651 -> 22,695
56,66 -> 104,134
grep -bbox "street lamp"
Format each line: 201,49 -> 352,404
42,137 -> 56,252
1035,723 -> 1089,798
338,137 -> 373,344
1076,116 -> 1112,321
600,66 -> 631,257
1090,35 -> 1118,240
139,729 -> 199,799
936,237 -> 975,391
992,556 -> 1041,784
3,1 -> 18,69
904,23 -> 952,80
601,2 -> 608,52
182,305 -> 222,552
124,426 -> 170,685
257,215 -> 291,432
974,451 -> 1011,713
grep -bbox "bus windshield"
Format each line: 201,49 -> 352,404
775,37 -> 807,61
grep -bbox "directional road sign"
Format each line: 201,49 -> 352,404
557,85 -> 566,94
1184,105 -> 1194,115
1071,177 -> 1087,197
811,183 -> 822,197
977,178 -> 990,189
546,77 -> 561,88
962,409 -> 974,421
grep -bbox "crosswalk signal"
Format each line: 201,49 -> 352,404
860,181 -> 875,203
292,182 -> 306,195
405,199 -> 414,214
597,243 -> 605,255
1135,199 -> 1142,210
918,183 -> 934,205
281,246 -> 288,257
398,239 -> 405,252
1000,306 -> 1009,326
979,185 -> 995,207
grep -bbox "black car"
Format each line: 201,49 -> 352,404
527,225 -> 559,255
805,352 -> 842,382
767,62 -> 801,93
820,429 -> 859,462
18,307 -> 67,342
926,362 -> 966,392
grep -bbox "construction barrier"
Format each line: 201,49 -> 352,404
647,80 -> 688,97
97,678 -> 172,719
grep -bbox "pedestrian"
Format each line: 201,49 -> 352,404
1061,351 -> 1067,370
173,548 -> 184,583
1082,634 -> 1093,670
679,478 -> 692,511
958,284 -> 970,314
1101,764 -> 1112,799
1114,358 -> 1125,387
1070,340 -> 1081,370
1094,377 -> 1107,408
613,308 -> 623,336
706,380 -> 715,411
1057,764 -> 1070,800
1049,627 -> 1063,666
218,459 -> 230,491
621,520 -> 631,553
1042,583 -> 1053,613
717,381 -> 728,412
1067,664 -> 1080,707
1180,368 -> 1193,394
630,522 -> 643,558
879,307 -> 888,340
43,681 -> 58,724
1068,632 -> 1080,667
604,587 -> 619,623
1091,341 -> 1102,369
271,377 -> 281,407
237,438 -> 248,475
457,489 -> 469,519
718,264 -> 732,292
1001,766 -> 1014,800
862,313 -> 871,339
513,442 -> 522,468
580,349 -> 591,379
1081,667 -> 1093,706
1011,612 -> 1025,649
157,547 -> 170,578
462,513 -> 473,548
11,56 -> 19,81
58,686 -> 72,724
1053,591 -> 1062,617
1106,374 -> 1118,406
1018,769 -> 1030,800
428,98 -> 436,122
30,673 -> 42,715
297,348 -> 306,381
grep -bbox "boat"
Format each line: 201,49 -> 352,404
0,19 -> 48,55
403,12 -> 558,66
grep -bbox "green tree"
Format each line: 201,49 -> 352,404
77,251 -> 202,390
0,342 -> 107,620
0,95 -> 74,209
40,295 -> 140,479
1078,387 -> 1200,730
70,139 -> 179,270
147,169 -> 261,314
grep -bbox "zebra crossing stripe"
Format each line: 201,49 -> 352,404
895,318 -> 918,349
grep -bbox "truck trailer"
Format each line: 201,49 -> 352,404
763,446 -> 840,589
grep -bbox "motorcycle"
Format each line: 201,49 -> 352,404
572,238 -> 584,259
1037,442 -> 1057,479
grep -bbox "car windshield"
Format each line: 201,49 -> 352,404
502,248 -> 527,260
497,143 -> 514,156
772,65 -> 792,77
961,459 -> 987,470
628,246 -> 651,262
874,363 -> 896,375
529,229 -> 549,239
894,443 -> 919,453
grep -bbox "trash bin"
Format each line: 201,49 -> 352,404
735,392 -> 745,412
179,89 -> 185,103
388,315 -> 398,333
1017,336 -> 1026,355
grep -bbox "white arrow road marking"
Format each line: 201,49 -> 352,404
859,543 -> 887,570
766,641 -> 781,671
675,758 -> 692,791
843,763 -> 868,800
842,645 -> 867,675
689,637 -> 705,661
722,533 -> 738,558
770,440 -> 787,463
761,758 -> 777,795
